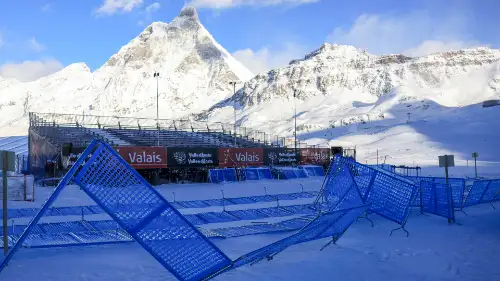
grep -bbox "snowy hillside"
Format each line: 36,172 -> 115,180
201,44 -> 500,163
0,7 -> 253,136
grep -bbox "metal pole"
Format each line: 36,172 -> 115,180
3,153 -> 8,255
154,72 -> 160,186
294,90 -> 297,154
474,156 -> 477,178
376,149 -> 379,165
229,81 -> 237,147
233,83 -> 236,147
155,72 -> 160,147
444,155 -> 452,224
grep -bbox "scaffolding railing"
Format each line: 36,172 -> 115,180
29,112 -> 329,149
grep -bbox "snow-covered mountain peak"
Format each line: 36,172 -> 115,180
50,63 -> 91,77
291,43 -> 371,66
0,6 -> 254,135
414,46 -> 500,66
100,6 -> 252,81
176,6 -> 199,23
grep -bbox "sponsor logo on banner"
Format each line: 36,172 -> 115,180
218,148 -> 264,167
61,147 -> 87,170
300,148 -> 330,164
115,146 -> 167,169
264,148 -> 298,165
168,148 -> 217,166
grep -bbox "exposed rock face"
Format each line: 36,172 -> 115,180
220,44 -> 500,108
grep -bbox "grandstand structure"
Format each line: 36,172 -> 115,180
29,112 -> 285,149
28,112 -> 331,182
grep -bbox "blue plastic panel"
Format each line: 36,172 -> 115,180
212,216 -> 315,239
480,179 -> 500,202
406,176 -> 466,209
280,204 -> 316,215
256,207 -> 293,217
223,168 -> 237,182
282,169 -> 298,179
322,163 -> 363,212
328,157 -> 375,199
196,211 -> 238,224
257,168 -> 273,180
293,169 -> 308,178
247,195 -> 276,203
225,197 -> 256,205
244,168 -> 260,180
463,180 -> 490,207
228,209 -> 269,220
73,142 -> 232,281
463,179 -> 500,207
331,156 -> 418,225
304,167 -> 317,176
313,167 -> 325,176
212,226 -> 262,238
420,181 -> 454,219
367,170 -> 417,224
209,169 -> 224,183
175,200 -> 211,209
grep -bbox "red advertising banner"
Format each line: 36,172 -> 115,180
114,146 -> 167,169
218,148 -> 264,167
300,148 -> 330,164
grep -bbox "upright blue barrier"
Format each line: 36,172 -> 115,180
275,167 -> 300,179
293,169 -> 308,178
257,167 -> 273,179
209,169 -> 224,183
407,176 -> 466,209
420,181 -> 454,220
244,168 -> 260,180
300,165 -> 324,177
241,167 -> 273,181
209,168 -> 237,183
222,168 -> 238,182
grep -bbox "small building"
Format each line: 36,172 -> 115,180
482,99 -> 500,108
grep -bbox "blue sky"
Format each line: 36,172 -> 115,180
0,0 -> 499,81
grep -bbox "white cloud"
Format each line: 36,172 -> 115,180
0,59 -> 63,82
327,12 -> 483,57
145,2 -> 160,13
95,0 -> 144,16
189,0 -> 319,9
405,40 -> 482,57
41,3 -> 51,12
138,2 -> 161,26
232,43 -> 307,74
28,37 -> 46,52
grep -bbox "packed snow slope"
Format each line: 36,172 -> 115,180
3,180 -> 500,281
0,7 -> 253,136
201,44 -> 500,163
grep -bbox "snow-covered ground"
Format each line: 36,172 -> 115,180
2,175 -> 500,281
